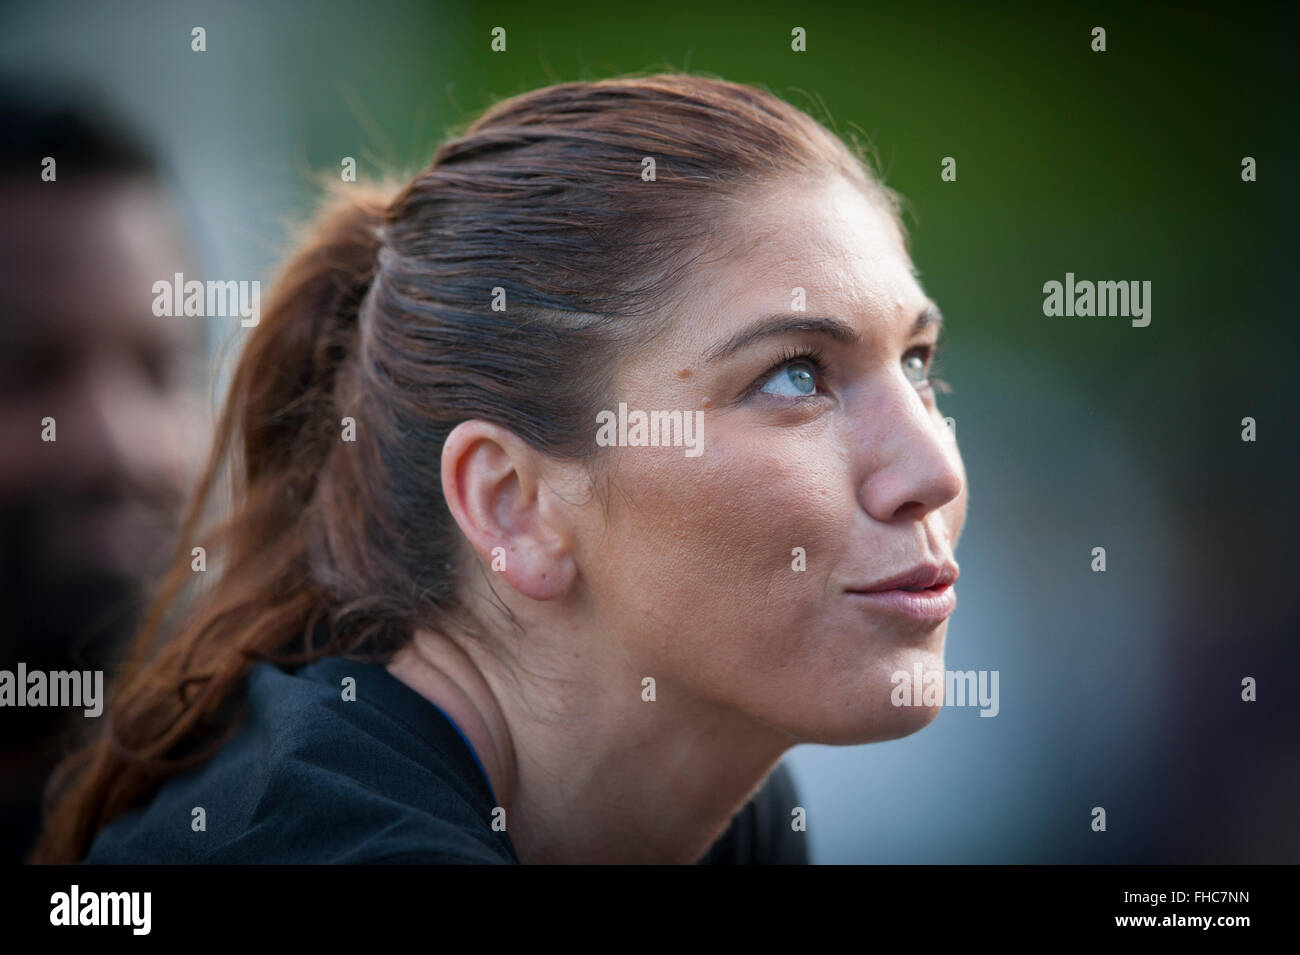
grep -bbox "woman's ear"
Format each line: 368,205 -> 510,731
440,420 -> 577,601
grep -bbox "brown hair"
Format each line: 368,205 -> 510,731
32,72 -> 904,863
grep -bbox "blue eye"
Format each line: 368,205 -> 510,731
750,344 -> 947,401
760,359 -> 819,397
903,343 -> 952,395
903,350 -> 929,385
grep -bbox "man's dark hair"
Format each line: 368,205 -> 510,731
0,81 -> 158,180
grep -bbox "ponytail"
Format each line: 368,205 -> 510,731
31,181 -> 397,863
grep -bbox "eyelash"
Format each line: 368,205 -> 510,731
751,342 -> 951,397
919,341 -> 952,395
757,344 -> 828,391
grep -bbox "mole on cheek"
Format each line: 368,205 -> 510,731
676,368 -> 691,379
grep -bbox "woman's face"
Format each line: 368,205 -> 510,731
574,173 -> 968,745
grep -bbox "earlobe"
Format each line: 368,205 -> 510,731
440,420 -> 577,602
489,540 -> 575,601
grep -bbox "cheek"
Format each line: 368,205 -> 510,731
583,429 -> 959,745
588,433 -> 854,679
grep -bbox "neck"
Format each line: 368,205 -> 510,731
387,626 -> 791,864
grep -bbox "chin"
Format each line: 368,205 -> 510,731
789,641 -> 950,746
804,697 -> 945,746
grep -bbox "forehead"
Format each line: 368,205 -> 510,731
670,174 -> 924,351
0,182 -> 194,350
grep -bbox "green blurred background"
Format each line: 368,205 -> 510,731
2,0 -> 1296,862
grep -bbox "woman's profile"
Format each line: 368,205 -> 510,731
33,72 -> 967,865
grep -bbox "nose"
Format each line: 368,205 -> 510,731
60,352 -> 172,494
854,374 -> 965,525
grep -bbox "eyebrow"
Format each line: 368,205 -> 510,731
702,303 -> 943,364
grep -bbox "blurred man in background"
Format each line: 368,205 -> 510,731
0,88 -> 210,862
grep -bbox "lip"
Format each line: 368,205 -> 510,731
846,582 -> 957,623
846,561 -> 960,623
856,561 -> 959,593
